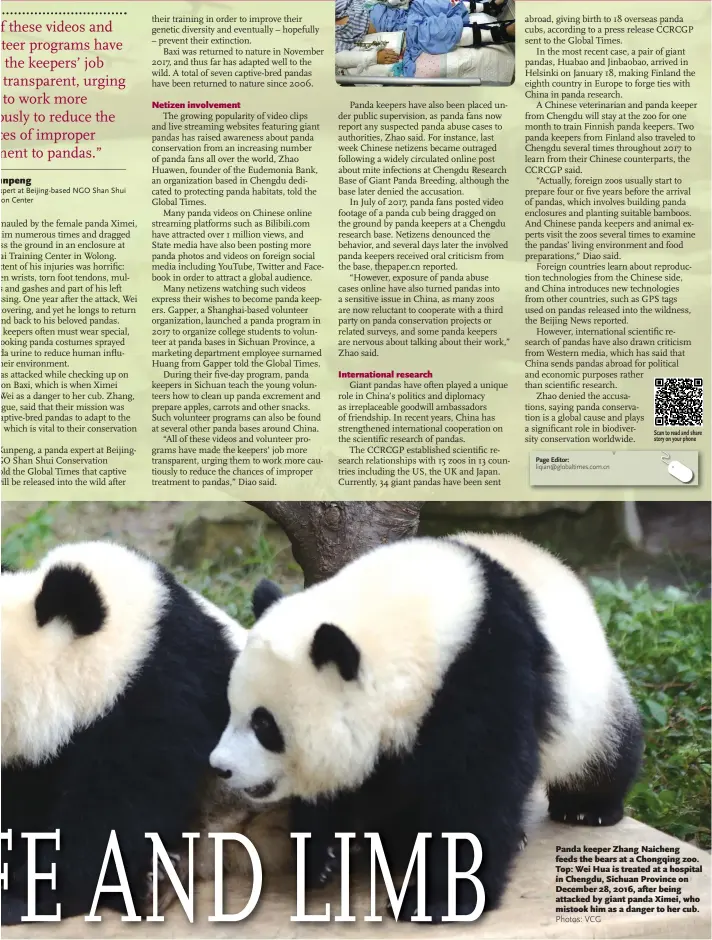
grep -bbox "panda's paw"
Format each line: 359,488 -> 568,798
551,806 -> 624,828
142,851 -> 189,915
316,844 -> 341,887
518,830 -> 528,851
1,894 -> 28,926
311,837 -> 366,886
304,841 -> 341,890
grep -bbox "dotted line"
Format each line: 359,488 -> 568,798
8,11 -> 128,14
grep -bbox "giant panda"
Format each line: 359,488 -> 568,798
0,540 -> 290,925
210,532 -> 644,923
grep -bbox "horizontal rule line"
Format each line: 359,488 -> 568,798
5,168 -> 127,171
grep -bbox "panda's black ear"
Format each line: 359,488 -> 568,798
35,565 -> 106,636
252,578 -> 284,620
310,623 -> 360,682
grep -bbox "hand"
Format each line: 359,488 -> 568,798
377,49 -> 400,64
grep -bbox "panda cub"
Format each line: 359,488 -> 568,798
1,541 -> 290,925
210,533 -> 643,923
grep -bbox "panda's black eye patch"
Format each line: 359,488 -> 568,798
250,707 -> 284,753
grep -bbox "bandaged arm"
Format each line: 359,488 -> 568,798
335,46 -> 379,71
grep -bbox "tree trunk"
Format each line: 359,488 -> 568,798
247,502 -> 424,586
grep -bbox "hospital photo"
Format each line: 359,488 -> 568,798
335,0 -> 516,86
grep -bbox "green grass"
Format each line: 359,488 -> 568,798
175,533 -> 300,627
2,510 -> 709,848
593,578 -> 711,849
1,504 -> 57,569
0,507 -> 300,626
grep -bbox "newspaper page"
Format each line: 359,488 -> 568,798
1,0 -> 710,938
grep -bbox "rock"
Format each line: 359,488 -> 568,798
5,791 -> 709,937
170,503 -> 293,569
634,502 -> 711,559
420,502 -> 626,568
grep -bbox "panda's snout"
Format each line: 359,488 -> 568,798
209,752 -> 233,779
209,724 -> 280,795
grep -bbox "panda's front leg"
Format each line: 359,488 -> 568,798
392,807 -> 525,923
291,795 -> 354,890
391,720 -> 539,922
1,893 -> 28,926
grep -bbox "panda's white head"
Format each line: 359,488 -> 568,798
210,538 -> 483,804
1,541 -> 166,766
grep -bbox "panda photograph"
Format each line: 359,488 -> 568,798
0,499 -> 709,935
0,538 -> 293,927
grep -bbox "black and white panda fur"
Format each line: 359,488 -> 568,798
1,541 -> 290,925
210,532 -> 644,922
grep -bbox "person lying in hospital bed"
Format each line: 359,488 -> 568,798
335,0 -> 515,83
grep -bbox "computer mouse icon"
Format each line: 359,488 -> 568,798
667,460 -> 694,484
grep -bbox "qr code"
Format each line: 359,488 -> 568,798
654,377 -> 703,426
